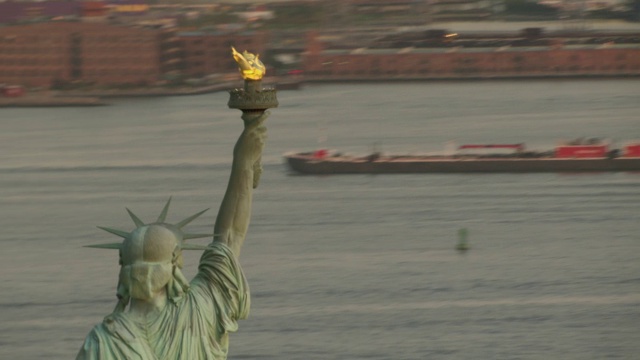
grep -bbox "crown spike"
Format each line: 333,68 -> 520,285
97,226 -> 130,238
126,208 -> 145,227
84,243 -> 122,249
156,197 -> 172,223
176,208 -> 209,229
87,199 -> 216,251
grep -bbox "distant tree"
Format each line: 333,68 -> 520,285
626,0 -> 640,21
586,8 -> 625,20
504,0 -> 559,16
177,12 -> 240,29
262,4 -> 326,29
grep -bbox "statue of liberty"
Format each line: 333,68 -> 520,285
77,49 -> 276,360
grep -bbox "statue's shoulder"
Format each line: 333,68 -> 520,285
78,314 -> 152,360
92,312 -> 139,341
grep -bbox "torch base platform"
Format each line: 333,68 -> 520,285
228,80 -> 279,111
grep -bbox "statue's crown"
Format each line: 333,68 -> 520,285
86,197 -> 212,252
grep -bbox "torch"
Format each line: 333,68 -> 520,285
228,47 -> 279,114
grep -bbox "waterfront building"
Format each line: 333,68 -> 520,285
0,22 -> 179,87
302,30 -> 640,80
0,1 -> 80,24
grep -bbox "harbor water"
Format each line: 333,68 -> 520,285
1,79 -> 639,359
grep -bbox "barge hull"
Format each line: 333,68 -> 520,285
285,156 -> 640,175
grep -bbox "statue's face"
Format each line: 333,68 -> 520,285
118,225 -> 181,301
119,261 -> 172,301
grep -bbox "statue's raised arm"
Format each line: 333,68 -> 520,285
213,110 -> 268,257
213,47 -> 276,258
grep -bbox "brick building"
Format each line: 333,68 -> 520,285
303,33 -> 640,80
0,1 -> 79,24
0,22 -> 179,87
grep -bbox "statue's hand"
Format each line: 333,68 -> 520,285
241,111 -> 269,128
234,111 -> 269,165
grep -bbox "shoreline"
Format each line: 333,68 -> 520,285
0,95 -> 107,108
1,74 -> 635,108
301,73 -> 640,84
50,77 -> 303,99
55,82 -> 239,99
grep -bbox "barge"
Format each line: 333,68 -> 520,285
284,142 -> 640,175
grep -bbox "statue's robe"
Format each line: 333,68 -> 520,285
77,242 -> 250,360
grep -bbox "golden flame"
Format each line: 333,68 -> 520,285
232,47 -> 265,80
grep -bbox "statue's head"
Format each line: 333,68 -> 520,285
86,198 -> 211,308
118,224 -> 183,301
